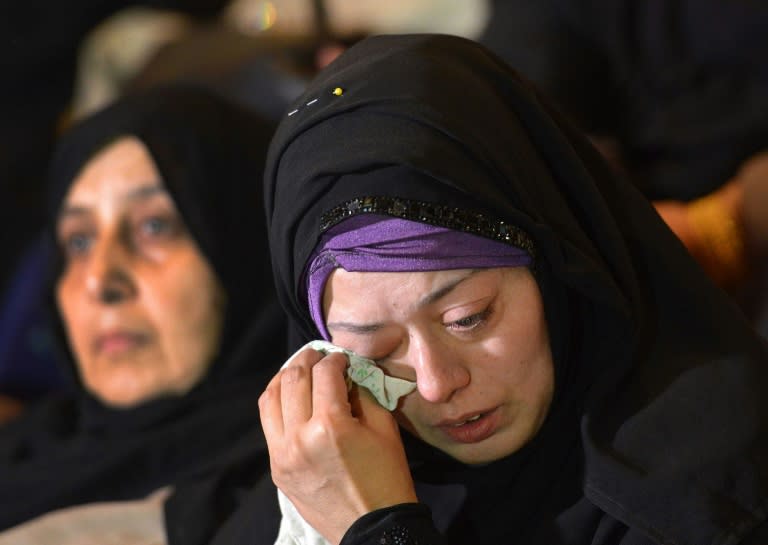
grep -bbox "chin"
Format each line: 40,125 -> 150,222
88,379 -> 158,409
443,433 -> 532,466
447,446 -> 509,466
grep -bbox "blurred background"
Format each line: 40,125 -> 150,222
0,0 -> 494,297
1,0 -> 766,406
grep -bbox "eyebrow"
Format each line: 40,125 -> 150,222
58,183 -> 167,220
126,184 -> 166,201
326,269 -> 481,335
417,269 -> 481,308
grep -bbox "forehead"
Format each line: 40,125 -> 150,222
63,136 -> 164,206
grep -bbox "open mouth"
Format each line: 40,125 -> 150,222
439,408 -> 499,443
451,413 -> 483,426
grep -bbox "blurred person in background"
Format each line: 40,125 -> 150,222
0,84 -> 286,544
0,0 -> 233,403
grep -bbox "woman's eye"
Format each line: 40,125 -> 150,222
446,308 -> 492,331
141,217 -> 170,235
62,233 -> 93,257
136,214 -> 182,240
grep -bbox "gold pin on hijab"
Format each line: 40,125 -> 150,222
288,87 -> 343,117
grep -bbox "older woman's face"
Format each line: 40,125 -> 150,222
324,267 -> 554,465
56,137 -> 225,408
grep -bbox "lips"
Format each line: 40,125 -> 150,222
94,331 -> 149,356
437,407 -> 500,444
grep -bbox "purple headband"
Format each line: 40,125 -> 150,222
306,214 -> 533,339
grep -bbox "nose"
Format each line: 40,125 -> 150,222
409,335 -> 470,403
85,233 -> 136,305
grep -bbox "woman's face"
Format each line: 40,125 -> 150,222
323,266 -> 554,465
56,137 -> 225,408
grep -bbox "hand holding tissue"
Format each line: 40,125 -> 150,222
266,341 -> 418,545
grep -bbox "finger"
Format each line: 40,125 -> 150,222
311,352 -> 352,416
280,349 -> 321,428
283,346 -> 326,369
258,372 -> 284,439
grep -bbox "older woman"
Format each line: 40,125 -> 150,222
0,85 -> 286,544
257,35 -> 768,545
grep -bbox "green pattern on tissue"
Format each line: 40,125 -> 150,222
306,340 -> 416,410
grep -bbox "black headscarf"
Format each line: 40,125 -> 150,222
263,35 -> 768,544
0,84 -> 286,537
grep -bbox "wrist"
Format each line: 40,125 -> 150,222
341,503 -> 443,545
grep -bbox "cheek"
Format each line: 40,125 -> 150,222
490,321 -> 551,386
494,319 -> 554,410
55,272 -> 78,324
392,396 -> 421,434
56,273 -> 91,358
521,307 -> 554,380
496,288 -> 551,369
141,256 -> 224,380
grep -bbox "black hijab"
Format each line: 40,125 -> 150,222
0,85 -> 286,535
263,35 -> 768,544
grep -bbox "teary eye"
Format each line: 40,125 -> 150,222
445,308 -> 492,331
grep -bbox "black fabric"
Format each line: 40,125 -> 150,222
0,85 -> 285,535
262,34 -> 768,544
479,0 -> 768,202
341,504 -> 443,545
